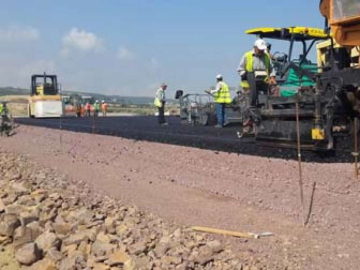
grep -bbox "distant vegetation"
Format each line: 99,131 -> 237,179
0,87 -> 175,105
0,87 -> 29,96
0,87 -> 180,117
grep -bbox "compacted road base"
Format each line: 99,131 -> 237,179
1,125 -> 360,269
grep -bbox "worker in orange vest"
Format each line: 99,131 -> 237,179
85,102 -> 91,117
101,101 -> 108,117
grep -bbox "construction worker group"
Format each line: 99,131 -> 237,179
154,38 -> 276,131
79,100 -> 109,118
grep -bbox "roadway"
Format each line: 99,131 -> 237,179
15,116 -> 348,162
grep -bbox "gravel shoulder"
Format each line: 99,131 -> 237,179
1,125 -> 360,269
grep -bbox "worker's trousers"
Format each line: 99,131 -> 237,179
158,102 -> 166,124
215,103 -> 227,127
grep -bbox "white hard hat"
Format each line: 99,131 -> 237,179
216,74 -> 223,80
254,39 -> 267,51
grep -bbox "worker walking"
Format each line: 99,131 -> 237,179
76,103 -> 82,117
93,100 -> 100,117
154,83 -> 168,125
101,101 -> 108,117
209,75 -> 232,128
237,39 -> 277,135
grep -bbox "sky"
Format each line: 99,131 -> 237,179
0,0 -> 324,97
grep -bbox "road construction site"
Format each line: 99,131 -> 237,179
1,124 -> 360,269
15,116 -> 354,163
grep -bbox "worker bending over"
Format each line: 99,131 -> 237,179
208,75 -> 231,128
154,83 -> 168,126
237,39 -> 277,135
0,102 -> 13,136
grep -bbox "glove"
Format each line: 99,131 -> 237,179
269,77 -> 277,85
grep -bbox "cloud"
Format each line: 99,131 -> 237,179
61,28 -> 104,57
116,46 -> 134,60
0,26 -> 40,42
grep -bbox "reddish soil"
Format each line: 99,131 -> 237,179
1,125 -> 360,269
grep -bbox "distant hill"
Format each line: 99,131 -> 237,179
0,87 -> 29,96
0,87 -> 176,105
62,91 -> 158,105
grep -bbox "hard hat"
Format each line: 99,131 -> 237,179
254,39 -> 267,51
216,74 -> 223,80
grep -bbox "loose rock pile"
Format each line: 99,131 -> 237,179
0,152 -> 247,270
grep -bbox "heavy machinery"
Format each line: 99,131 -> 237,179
175,89 -> 243,126
62,94 -> 90,117
241,0 -> 360,151
245,27 -> 327,97
240,27 -> 335,149
28,74 -> 64,118
317,39 -> 360,71
175,90 -> 216,125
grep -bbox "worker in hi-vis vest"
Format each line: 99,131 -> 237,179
0,102 -> 12,135
237,39 -> 276,135
209,75 -> 232,128
154,83 -> 168,126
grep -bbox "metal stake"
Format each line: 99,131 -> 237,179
59,108 -> 63,150
92,113 -> 95,134
354,117 -> 359,180
295,102 -> 305,226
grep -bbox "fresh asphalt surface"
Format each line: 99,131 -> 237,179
15,116 -> 350,162
16,116 -> 247,152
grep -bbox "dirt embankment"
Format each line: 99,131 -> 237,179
0,151 -> 255,270
1,125 -> 360,269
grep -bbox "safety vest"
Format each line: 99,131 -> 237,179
94,103 -> 100,111
241,51 -> 271,89
0,104 -> 3,115
214,82 -> 232,104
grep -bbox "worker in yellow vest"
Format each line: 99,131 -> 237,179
237,39 -> 277,135
154,83 -> 168,125
0,102 -> 13,136
209,75 -> 232,128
